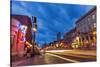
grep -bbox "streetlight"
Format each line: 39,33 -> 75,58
32,27 -> 37,32
31,16 -> 37,56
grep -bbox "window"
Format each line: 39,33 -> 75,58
93,23 -> 96,28
82,37 -> 84,41
90,35 -> 93,40
88,17 -> 90,21
92,14 -> 95,19
86,36 -> 88,40
78,23 -> 80,27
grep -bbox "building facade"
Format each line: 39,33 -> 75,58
11,15 -> 33,57
63,6 -> 96,49
64,27 -> 78,48
75,6 -> 96,49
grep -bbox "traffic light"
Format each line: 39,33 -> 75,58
34,17 -> 37,29
32,16 -> 37,23
34,16 -> 36,23
32,16 -> 37,29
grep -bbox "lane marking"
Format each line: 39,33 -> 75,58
47,53 -> 79,63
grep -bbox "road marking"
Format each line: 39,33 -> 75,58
47,53 -> 79,63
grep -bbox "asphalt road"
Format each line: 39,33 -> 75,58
11,50 -> 96,67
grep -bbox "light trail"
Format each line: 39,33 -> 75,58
46,50 -> 72,52
47,53 -> 79,63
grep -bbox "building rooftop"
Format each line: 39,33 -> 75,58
75,6 -> 96,24
65,27 -> 76,36
11,14 -> 32,27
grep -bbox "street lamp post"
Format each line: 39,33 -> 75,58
32,16 -> 37,56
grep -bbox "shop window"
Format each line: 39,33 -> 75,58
90,35 -> 93,40
86,36 -> 88,40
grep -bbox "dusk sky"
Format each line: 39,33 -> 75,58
11,0 -> 95,47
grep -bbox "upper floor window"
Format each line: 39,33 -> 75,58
78,23 -> 80,27
92,14 -> 96,19
88,17 -> 90,21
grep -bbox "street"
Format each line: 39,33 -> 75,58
11,49 -> 96,67
10,2 -> 97,67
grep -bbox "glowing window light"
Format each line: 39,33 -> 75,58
76,37 -> 79,40
20,25 -> 27,34
72,45 -> 75,48
93,31 -> 96,35
56,43 -> 59,47
23,37 -> 26,42
93,23 -> 96,28
76,45 -> 78,48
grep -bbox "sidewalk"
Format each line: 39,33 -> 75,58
11,55 -> 27,62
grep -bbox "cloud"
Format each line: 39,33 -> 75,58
11,1 -> 32,16
11,1 -> 94,47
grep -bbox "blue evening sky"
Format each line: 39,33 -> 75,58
11,1 -> 95,47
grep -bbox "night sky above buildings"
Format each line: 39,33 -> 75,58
11,0 -> 95,47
